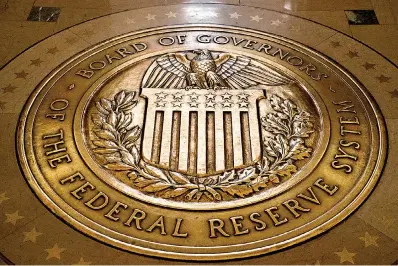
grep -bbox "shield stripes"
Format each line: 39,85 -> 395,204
141,88 -> 265,175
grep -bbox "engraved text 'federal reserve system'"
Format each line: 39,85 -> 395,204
17,25 -> 387,260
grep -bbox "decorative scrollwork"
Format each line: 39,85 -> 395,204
90,91 -> 314,202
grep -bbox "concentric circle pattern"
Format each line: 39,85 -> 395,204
0,3 -> 397,264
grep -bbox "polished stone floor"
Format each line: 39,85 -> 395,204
0,0 -> 397,67
0,0 -> 398,264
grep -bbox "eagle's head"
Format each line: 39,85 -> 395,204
193,49 -> 213,60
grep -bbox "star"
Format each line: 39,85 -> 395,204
0,101 -> 6,110
270,19 -> 283,26
14,70 -> 28,79
165,11 -> 177,18
30,58 -> 43,66
4,210 -> 24,226
190,92 -> 199,100
0,191 -> 10,205
238,101 -> 249,108
237,93 -> 249,100
189,102 -> 199,108
359,232 -> 379,247
205,92 -> 216,101
65,37 -> 78,45
347,50 -> 359,58
73,257 -> 92,265
229,12 -> 241,19
376,74 -> 391,83
145,14 -> 156,20
250,15 -> 263,22
1,84 -> 17,93
334,247 -> 356,264
172,101 -> 182,107
206,101 -> 216,108
289,25 -> 301,32
222,101 -> 232,108
362,62 -> 376,70
45,243 -> 66,260
155,101 -> 166,107
330,41 -> 341,48
47,47 -> 59,55
173,92 -> 183,101
125,17 -> 135,24
389,89 -> 398,98
380,215 -> 395,227
23,227 -> 43,242
155,92 -> 168,99
221,92 -> 232,100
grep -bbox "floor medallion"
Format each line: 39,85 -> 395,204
17,25 -> 386,260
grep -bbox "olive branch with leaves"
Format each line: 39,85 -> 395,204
90,90 -> 314,202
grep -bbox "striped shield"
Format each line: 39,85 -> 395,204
140,88 -> 265,176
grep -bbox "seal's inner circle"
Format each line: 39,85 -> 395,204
77,49 -> 329,210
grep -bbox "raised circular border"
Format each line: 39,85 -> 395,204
17,24 -> 387,261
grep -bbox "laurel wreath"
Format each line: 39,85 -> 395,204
90,90 -> 314,202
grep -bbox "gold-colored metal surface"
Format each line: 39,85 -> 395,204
17,25 -> 387,260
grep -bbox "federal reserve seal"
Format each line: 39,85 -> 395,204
17,25 -> 387,260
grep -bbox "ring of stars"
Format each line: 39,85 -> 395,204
230,12 -> 241,19
145,14 -> 156,20
165,11 -> 177,18
250,15 -> 263,22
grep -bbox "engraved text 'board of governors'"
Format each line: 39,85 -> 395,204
17,25 -> 387,260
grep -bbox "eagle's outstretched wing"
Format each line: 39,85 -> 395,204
216,54 -> 294,90
142,53 -> 190,88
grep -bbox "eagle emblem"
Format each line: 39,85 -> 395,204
90,49 -> 315,202
142,49 -> 294,90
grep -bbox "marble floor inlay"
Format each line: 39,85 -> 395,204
345,10 -> 379,25
27,6 -> 61,22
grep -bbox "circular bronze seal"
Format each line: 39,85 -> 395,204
17,25 -> 387,260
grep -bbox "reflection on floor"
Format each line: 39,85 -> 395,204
0,0 -> 397,68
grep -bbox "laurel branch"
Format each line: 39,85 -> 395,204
90,90 -> 314,202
